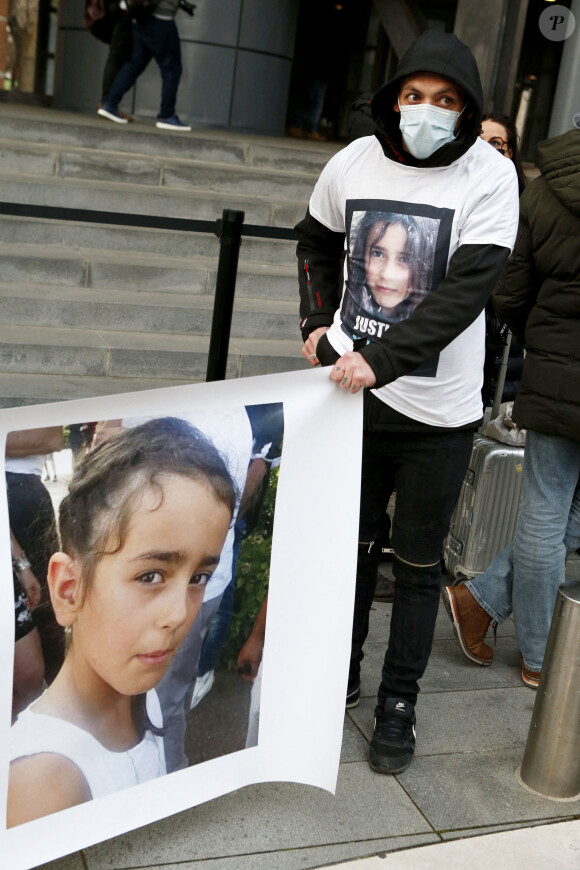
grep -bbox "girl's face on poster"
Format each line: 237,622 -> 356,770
364,221 -> 411,310
65,475 -> 231,699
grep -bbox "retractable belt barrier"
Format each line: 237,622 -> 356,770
0,203 -> 296,382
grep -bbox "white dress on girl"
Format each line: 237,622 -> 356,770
9,690 -> 166,799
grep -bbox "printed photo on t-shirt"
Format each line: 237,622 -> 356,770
341,199 -> 453,377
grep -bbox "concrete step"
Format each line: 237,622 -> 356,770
0,372 -> 194,408
0,138 -> 319,201
0,215 -> 297,268
0,106 -> 340,174
0,105 -> 318,403
0,244 -> 297,299
0,324 -> 306,381
0,172 -> 306,228
0,283 -> 300,340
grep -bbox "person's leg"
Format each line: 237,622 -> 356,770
103,22 -> 151,109
13,628 -> 44,722
156,594 -> 222,772
306,79 -> 327,133
197,521 -> 243,677
348,430 -> 395,703
447,448 -> 580,669
378,429 -> 474,707
466,542 -> 516,623
7,473 -> 63,683
369,428 -> 473,774
245,660 -> 263,748
102,10 -> 134,100
13,569 -> 45,721
148,18 -> 182,120
512,431 -> 580,672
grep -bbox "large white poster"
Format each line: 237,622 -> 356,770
0,368 -> 362,870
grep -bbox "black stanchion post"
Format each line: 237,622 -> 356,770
206,209 -> 245,382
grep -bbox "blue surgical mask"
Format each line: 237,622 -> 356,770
398,100 -> 464,160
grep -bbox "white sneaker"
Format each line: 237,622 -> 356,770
97,105 -> 128,124
190,670 -> 214,710
155,114 -> 191,131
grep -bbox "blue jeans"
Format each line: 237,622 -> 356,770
197,520 -> 245,676
467,429 -> 580,672
104,17 -> 182,120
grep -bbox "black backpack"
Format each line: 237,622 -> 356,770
84,0 -> 115,43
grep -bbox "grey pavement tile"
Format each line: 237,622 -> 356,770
85,763 -> 431,868
421,636 -> 523,693
348,685 -> 534,754
395,748 -> 580,831
415,686 -> 534,755
358,633 -> 523,701
440,816 -> 577,841
93,835 -> 440,870
340,713 -> 369,763
34,854 -> 85,870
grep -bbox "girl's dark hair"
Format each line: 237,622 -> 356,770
343,211 -> 436,325
482,113 -> 527,195
59,416 -> 237,738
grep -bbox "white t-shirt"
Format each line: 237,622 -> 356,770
5,455 -> 44,476
9,690 -> 166,801
309,135 -> 519,427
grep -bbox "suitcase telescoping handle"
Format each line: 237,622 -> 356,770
490,330 -> 513,420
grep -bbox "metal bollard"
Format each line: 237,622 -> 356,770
517,583 -> 580,799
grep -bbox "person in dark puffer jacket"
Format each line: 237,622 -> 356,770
442,120 -> 580,689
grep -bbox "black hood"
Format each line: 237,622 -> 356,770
371,31 -> 484,168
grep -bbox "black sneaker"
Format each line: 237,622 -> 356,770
346,679 -> 360,709
369,698 -> 416,774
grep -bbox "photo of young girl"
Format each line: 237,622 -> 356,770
341,210 -> 439,339
7,417 -> 236,827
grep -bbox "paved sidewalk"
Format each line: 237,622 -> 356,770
38,555 -> 580,870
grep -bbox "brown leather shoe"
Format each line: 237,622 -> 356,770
520,654 -> 540,689
442,583 -> 493,666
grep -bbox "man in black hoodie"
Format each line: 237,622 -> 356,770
296,31 -> 519,774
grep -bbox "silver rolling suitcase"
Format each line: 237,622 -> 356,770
444,433 -> 525,581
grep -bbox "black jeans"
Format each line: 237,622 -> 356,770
351,415 -> 473,707
102,9 -> 133,101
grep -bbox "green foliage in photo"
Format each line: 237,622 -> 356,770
218,466 -> 278,670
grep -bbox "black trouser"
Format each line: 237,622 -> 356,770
351,411 -> 473,707
6,472 -> 64,683
102,8 -> 134,101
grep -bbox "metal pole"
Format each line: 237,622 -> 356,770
517,583 -> 580,799
491,330 -> 512,420
206,209 -> 244,382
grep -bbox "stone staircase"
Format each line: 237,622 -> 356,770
0,105 -> 340,407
